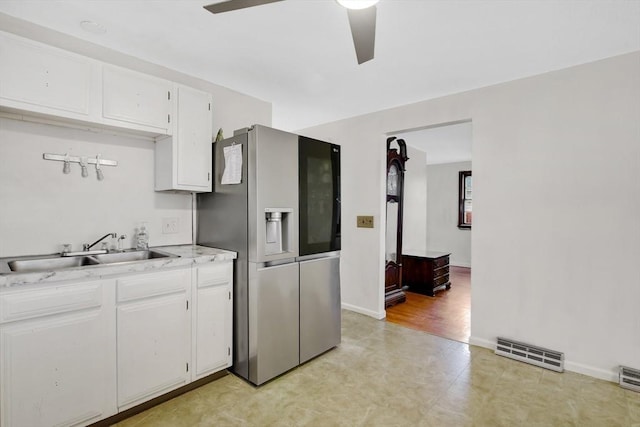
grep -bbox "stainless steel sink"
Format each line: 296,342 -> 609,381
8,256 -> 100,272
91,250 -> 173,264
3,249 -> 177,273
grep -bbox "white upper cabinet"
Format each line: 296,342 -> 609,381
155,85 -> 213,192
0,31 -> 215,190
0,31 -> 96,121
102,65 -> 173,135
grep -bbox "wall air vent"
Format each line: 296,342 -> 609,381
495,337 -> 564,372
619,366 -> 640,392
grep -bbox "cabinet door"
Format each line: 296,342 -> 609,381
194,263 -> 232,380
0,31 -> 92,118
102,65 -> 172,133
176,85 -> 212,190
0,281 -> 116,427
194,284 -> 231,379
117,292 -> 190,410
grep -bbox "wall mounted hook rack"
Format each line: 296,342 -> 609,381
43,153 -> 118,167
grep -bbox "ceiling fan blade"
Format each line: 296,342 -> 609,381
203,0 -> 284,14
346,6 -> 376,64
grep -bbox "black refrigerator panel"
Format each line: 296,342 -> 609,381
298,136 -> 341,256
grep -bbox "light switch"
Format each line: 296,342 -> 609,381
357,215 -> 374,228
162,217 -> 179,234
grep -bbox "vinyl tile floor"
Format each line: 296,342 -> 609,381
115,310 -> 640,427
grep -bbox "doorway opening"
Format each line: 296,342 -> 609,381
384,120 -> 472,343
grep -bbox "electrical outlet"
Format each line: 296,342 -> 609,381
162,217 -> 179,234
357,215 -> 374,228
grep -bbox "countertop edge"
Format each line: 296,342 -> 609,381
0,245 -> 237,289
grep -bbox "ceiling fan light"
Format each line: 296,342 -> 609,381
336,0 -> 379,10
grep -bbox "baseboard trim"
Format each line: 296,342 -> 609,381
88,370 -> 228,427
450,261 -> 471,268
342,302 -> 385,320
469,335 -> 619,383
564,361 -> 619,383
469,336 -> 495,350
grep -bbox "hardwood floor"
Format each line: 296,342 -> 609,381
386,266 -> 470,343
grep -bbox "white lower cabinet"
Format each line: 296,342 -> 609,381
116,269 -> 191,410
193,262 -> 233,379
0,279 -> 116,427
0,260 -> 233,427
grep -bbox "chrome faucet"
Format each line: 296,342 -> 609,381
83,233 -> 117,252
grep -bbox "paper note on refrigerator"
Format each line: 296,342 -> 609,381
221,144 -> 242,184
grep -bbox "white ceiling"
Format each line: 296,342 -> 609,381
395,121 -> 472,165
0,0 -> 638,132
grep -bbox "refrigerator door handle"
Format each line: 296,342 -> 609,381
297,251 -> 341,263
255,258 -> 297,268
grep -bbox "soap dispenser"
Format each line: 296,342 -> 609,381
136,223 -> 149,250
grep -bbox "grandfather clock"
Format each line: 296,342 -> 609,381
385,136 -> 409,307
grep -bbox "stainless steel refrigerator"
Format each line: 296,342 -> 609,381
298,135 -> 341,364
197,125 -> 341,385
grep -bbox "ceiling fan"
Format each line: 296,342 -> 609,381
203,0 -> 378,64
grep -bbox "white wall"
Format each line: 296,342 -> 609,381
0,118 -> 190,256
0,17 -> 271,257
300,51 -> 640,381
426,161 -> 472,267
400,145 -> 427,254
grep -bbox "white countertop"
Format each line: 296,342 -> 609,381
0,245 -> 236,289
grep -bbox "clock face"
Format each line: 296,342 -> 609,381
387,164 -> 399,196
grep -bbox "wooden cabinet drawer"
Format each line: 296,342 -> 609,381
0,281 -> 102,324
433,265 -> 449,278
433,274 -> 450,288
117,269 -> 190,303
197,262 -> 232,289
432,256 -> 449,268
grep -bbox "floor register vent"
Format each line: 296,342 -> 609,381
495,337 -> 564,372
619,366 -> 640,392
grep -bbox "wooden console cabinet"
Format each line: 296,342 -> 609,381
402,251 -> 451,297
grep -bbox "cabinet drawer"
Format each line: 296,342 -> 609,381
197,262 -> 232,288
432,256 -> 449,268
433,265 -> 449,278
0,281 -> 102,324
117,269 -> 190,303
433,274 -> 450,288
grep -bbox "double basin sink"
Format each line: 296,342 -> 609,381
4,249 -> 177,273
